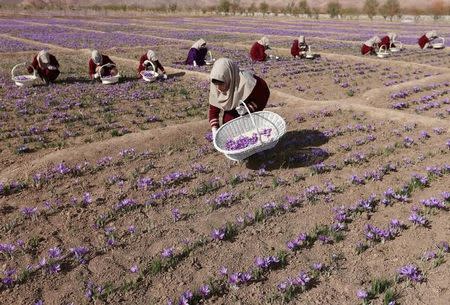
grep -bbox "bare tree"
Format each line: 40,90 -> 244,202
363,0 -> 378,20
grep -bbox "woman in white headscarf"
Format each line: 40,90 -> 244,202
27,50 -> 60,85
208,58 -> 270,137
361,36 -> 381,55
185,39 -> 208,66
89,50 -> 117,80
291,35 -> 309,58
138,49 -> 167,79
418,31 -> 438,49
250,36 -> 270,62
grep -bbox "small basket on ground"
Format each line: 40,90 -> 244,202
390,41 -> 403,52
305,46 -> 315,59
377,45 -> 390,58
432,37 -> 445,49
141,61 -> 159,82
11,62 -> 38,87
100,63 -> 120,84
205,51 -> 216,66
213,101 -> 286,161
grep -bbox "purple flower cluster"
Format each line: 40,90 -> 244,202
421,197 -> 446,209
287,233 -> 308,251
225,133 -> 259,151
409,211 -> 428,226
364,220 -> 405,243
277,271 -> 311,292
229,271 -> 252,286
398,264 -> 424,283
116,198 -> 137,210
254,256 -> 280,269
161,171 -> 191,186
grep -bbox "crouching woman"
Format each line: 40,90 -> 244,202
208,58 -> 270,137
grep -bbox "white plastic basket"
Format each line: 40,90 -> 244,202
141,61 -> 159,82
205,51 -> 215,66
100,63 -> 120,84
432,37 -> 445,49
390,41 -> 403,52
377,45 -> 389,58
305,46 -> 315,59
11,62 -> 37,87
213,102 -> 286,161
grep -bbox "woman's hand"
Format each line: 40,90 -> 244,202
212,127 -> 218,139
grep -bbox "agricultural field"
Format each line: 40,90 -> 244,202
0,15 -> 449,305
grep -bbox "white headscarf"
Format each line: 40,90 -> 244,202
208,58 -> 257,111
258,36 -> 270,47
365,36 -> 381,46
387,33 -> 396,41
147,50 -> 157,61
299,36 -> 305,44
38,50 -> 50,65
425,31 -> 437,39
91,50 -> 102,65
191,39 -> 206,50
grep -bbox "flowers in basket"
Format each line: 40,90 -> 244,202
225,128 -> 272,151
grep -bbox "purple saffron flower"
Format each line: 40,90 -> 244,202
48,247 -> 62,259
219,266 -> 228,276
409,212 -> 428,226
437,241 -> 449,253
398,264 -> 424,282
199,284 -> 210,297
422,251 -> 436,261
130,265 -> 139,273
82,193 -> 92,206
357,289 -> 368,300
211,228 -> 225,240
162,247 -> 174,258
70,246 -> 89,264
172,208 -> 181,222
312,262 -> 323,271
21,207 -> 38,218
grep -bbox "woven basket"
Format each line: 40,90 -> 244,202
432,37 -> 445,49
390,41 -> 403,52
100,63 -> 120,84
11,62 -> 37,87
141,70 -> 159,82
377,45 -> 389,58
205,51 -> 215,66
214,102 -> 286,161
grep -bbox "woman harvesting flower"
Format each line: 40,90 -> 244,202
250,36 -> 271,62
88,50 -> 118,80
379,33 -> 397,50
185,39 -> 208,67
361,36 -> 381,55
27,50 -> 60,85
418,30 -> 438,49
137,49 -> 167,79
291,36 -> 309,58
208,58 -> 270,138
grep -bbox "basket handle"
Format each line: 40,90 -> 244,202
146,61 -> 156,72
208,51 -> 213,61
11,62 -> 34,79
239,101 -> 266,144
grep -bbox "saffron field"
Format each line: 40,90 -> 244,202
0,15 -> 449,305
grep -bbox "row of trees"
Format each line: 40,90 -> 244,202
10,0 -> 450,19
217,0 -> 449,20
